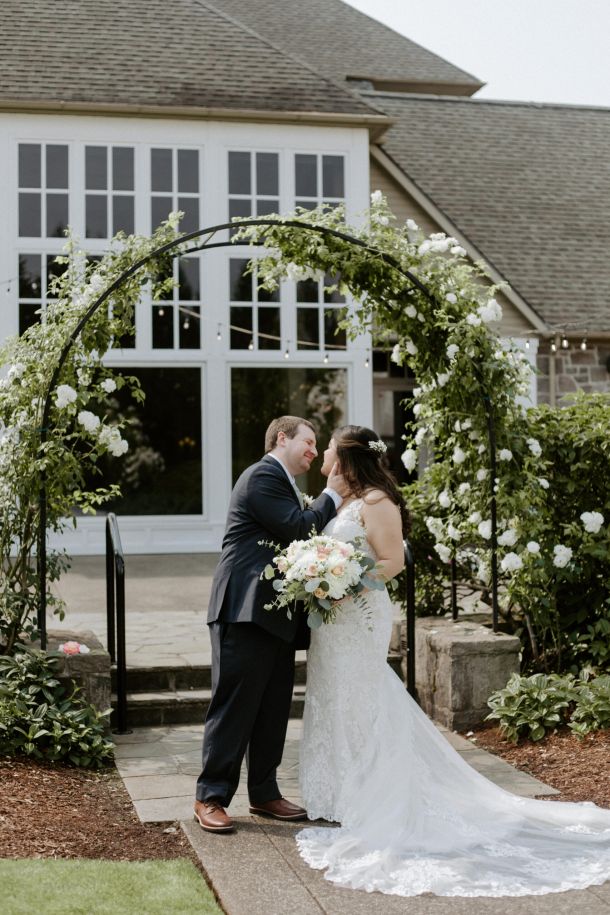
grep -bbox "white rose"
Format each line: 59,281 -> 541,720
405,339 -> 418,356
498,448 -> 513,462
437,372 -> 450,387
478,298 -> 503,323
405,304 -> 417,318
580,511 -> 604,534
108,437 -> 128,457
451,245 -> 466,256
527,438 -> 542,457
412,403 -> 422,416
77,410 -> 100,434
418,240 -> 432,255
415,427 -> 427,446
466,313 -> 482,326
458,482 -> 471,495
434,543 -> 452,563
406,218 -> 419,231
498,528 -> 518,547
478,520 -> 492,540
447,343 -> 459,361
417,312 -> 425,322
438,490 -> 451,509
426,516 -> 444,539
476,469 -> 488,481
370,189 -> 383,205
447,523 -> 461,541
452,446 -> 466,464
390,344 -> 402,365
527,541 -> 540,553
501,552 -> 523,573
101,378 -> 117,393
445,293 -> 457,304
468,511 -> 482,524
538,478 -> 550,490
55,384 -> 77,409
401,449 -> 417,473
553,544 -> 572,568
461,419 -> 472,430
78,644 -> 91,654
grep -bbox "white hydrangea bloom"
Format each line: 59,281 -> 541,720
447,343 -> 459,361
476,468 -> 488,481
466,313 -> 482,327
100,378 -> 117,393
501,552 -> 523,573
498,448 -> 513,461
77,410 -> 100,434
426,516 -> 444,539
527,437 -> 542,457
451,245 -> 466,256
405,339 -> 418,356
447,522 -> 461,541
498,528 -> 518,547
437,372 -> 451,387
370,189 -> 383,204
412,403 -> 422,416
405,218 -> 419,232
405,304 -> 417,318
445,293 -> 457,304
438,490 -> 451,509
55,384 -> 77,409
458,482 -> 471,495
580,511 -> 604,534
434,543 -> 452,563
452,446 -> 466,464
468,511 -> 482,524
527,541 -> 541,553
401,448 -> 417,472
478,519 -> 492,540
553,544 -> 572,568
415,426 -> 427,446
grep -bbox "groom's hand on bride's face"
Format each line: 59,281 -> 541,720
327,462 -> 349,498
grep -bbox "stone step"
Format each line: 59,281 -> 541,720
113,653 -> 403,693
111,685 -> 307,728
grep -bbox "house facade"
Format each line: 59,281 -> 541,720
1,0 -> 607,554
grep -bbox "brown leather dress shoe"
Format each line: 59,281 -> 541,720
194,799 -> 234,833
249,797 -> 307,820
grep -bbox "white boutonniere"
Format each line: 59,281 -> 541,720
301,493 -> 314,507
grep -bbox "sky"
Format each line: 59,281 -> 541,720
346,0 -> 610,108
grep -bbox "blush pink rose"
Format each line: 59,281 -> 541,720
59,641 -> 81,655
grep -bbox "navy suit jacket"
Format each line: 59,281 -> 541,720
207,455 -> 337,642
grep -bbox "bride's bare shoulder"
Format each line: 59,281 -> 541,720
362,488 -> 391,506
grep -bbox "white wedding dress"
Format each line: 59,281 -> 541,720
297,499 -> 610,897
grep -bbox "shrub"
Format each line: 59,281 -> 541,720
486,671 -> 610,742
0,647 -> 113,768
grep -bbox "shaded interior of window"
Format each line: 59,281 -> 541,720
84,367 -> 202,515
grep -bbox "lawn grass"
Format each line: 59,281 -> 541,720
0,858 -> 222,915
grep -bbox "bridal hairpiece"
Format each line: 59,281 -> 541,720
368,440 -> 387,454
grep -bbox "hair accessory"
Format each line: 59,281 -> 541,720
368,440 -> 387,454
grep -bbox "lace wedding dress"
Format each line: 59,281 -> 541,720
297,499 -> 610,898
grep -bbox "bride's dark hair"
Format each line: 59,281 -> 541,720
333,425 -> 409,535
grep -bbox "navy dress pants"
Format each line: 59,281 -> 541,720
196,621 -> 296,807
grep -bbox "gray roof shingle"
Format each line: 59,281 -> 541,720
0,0 -> 379,118
213,0 -> 483,92
372,93 -> 610,331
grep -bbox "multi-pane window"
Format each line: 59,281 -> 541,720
296,274 -> 346,353
294,154 -> 344,211
151,148 -> 200,234
229,258 -> 280,351
18,253 -> 66,334
228,152 -> 279,232
85,146 -> 135,238
18,144 -> 69,238
152,257 -> 201,349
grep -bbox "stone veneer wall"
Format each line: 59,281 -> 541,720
536,341 -> 610,404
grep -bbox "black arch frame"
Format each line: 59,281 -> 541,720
36,218 -> 499,648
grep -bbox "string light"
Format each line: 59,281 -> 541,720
580,338 -> 588,351
216,323 -> 222,341
248,339 -> 254,351
364,349 -> 370,368
525,339 -> 530,350
550,339 -> 557,354
561,334 -> 569,349
158,307 -> 165,317
182,318 -> 190,330
284,340 -> 290,360
323,352 -> 329,364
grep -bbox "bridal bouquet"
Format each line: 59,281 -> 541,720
261,533 -> 384,628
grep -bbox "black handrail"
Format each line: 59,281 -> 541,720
106,513 -> 130,734
404,539 -> 417,700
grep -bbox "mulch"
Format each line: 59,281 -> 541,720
0,756 -> 200,863
467,725 -> 610,808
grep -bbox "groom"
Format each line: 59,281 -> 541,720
194,415 -> 345,832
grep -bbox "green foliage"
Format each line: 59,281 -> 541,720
0,646 -> 113,768
486,671 -> 610,742
0,216 -> 184,653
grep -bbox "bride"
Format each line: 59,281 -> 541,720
298,424 -> 610,898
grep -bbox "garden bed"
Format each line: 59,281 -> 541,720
468,725 -> 610,808
0,756 -> 199,862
